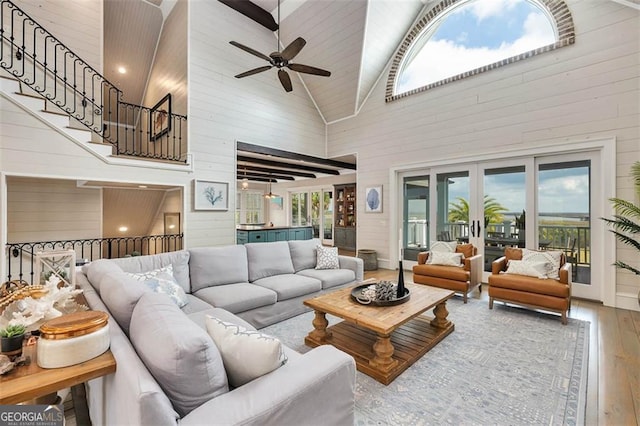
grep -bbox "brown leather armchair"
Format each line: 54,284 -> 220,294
488,248 -> 572,324
412,244 -> 483,303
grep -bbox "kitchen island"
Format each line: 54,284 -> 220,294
236,225 -> 313,244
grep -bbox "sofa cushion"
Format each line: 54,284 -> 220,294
316,246 -> 340,270
194,283 -> 277,313
413,264 -> 470,282
297,269 -> 356,289
181,294 -> 215,315
252,274 -> 322,301
246,241 -> 295,282
107,250 -> 191,293
100,270 -> 150,335
205,315 -> 287,387
288,239 -> 320,272
189,245 -> 248,292
188,308 -> 256,332
84,259 -> 122,295
129,292 -> 229,417
488,273 -> 569,298
125,265 -> 188,308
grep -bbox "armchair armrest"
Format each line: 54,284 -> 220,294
338,255 -> 364,282
181,345 -> 356,426
465,254 -> 483,285
491,256 -> 507,275
417,251 -> 430,265
559,262 -> 572,285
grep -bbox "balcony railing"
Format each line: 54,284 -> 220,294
0,0 -> 187,162
5,234 -> 183,284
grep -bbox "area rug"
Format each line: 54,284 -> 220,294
261,296 -> 589,426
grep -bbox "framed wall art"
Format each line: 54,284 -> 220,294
163,212 -> 181,235
365,186 -> 383,213
194,180 -> 228,211
150,93 -> 171,141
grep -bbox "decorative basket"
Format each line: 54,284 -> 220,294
37,311 -> 110,368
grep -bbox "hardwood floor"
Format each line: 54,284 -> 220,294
364,267 -> 640,426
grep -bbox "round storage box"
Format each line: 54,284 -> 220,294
357,249 -> 378,271
37,311 -> 110,369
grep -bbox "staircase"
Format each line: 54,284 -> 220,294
0,0 -> 190,167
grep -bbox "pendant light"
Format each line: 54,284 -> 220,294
264,180 -> 279,199
241,167 -> 249,190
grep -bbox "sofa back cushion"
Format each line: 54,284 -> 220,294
189,245 -> 249,292
129,292 -> 229,417
288,238 -> 321,272
108,250 -> 191,293
245,242 -> 295,282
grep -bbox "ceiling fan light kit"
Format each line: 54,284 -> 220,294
229,0 -> 331,93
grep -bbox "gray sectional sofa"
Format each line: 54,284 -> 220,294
76,239 -> 362,426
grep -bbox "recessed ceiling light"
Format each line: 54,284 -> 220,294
118,226 -> 128,232
117,66 -> 127,74
138,185 -> 147,189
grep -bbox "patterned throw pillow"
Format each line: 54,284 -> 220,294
125,265 -> 188,308
426,251 -> 464,267
205,315 -> 287,387
430,241 -> 458,253
522,249 -> 563,280
316,245 -> 340,270
505,260 -> 550,279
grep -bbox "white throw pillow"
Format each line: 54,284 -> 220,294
205,315 -> 287,387
125,265 -> 188,308
316,245 -> 340,270
505,260 -> 550,279
430,241 -> 458,253
522,249 -> 563,280
426,251 -> 463,267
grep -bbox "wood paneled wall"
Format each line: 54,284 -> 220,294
326,0 -> 639,306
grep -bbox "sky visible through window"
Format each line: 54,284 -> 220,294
397,0 -> 556,93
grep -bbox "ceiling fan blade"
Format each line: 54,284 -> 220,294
229,41 -> 271,62
280,37 -> 306,61
218,0 -> 278,31
278,69 -> 293,92
288,63 -> 331,77
235,65 -> 273,79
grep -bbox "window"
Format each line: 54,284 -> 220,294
236,191 -> 264,224
290,192 -> 309,226
387,0 -> 575,101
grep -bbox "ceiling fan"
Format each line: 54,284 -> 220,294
229,0 -> 331,92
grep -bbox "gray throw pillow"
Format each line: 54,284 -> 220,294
100,270 -> 149,335
129,292 -> 229,417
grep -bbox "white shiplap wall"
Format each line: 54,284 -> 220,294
327,0 -> 640,307
187,0 -> 326,248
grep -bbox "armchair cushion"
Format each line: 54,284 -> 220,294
488,273 -> 569,298
505,260 -> 549,279
413,264 -> 470,282
427,251 -> 463,267
456,244 -> 474,259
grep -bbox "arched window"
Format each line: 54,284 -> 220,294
387,0 -> 575,101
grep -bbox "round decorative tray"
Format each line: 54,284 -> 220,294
350,284 -> 410,306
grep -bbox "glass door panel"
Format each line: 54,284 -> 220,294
403,176 -> 429,261
322,190 -> 333,244
290,192 -> 309,226
482,166 -> 526,272
436,170 -> 471,243
311,191 -> 321,238
537,160 -> 591,285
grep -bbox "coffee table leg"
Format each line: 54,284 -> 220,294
309,310 -> 331,342
370,334 -> 397,371
431,301 -> 451,329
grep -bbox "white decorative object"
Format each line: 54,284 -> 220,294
35,250 -> 76,287
37,324 -> 110,368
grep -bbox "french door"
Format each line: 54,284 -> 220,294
400,152 -> 600,300
291,188 -> 334,245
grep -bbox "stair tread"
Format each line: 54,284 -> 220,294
13,91 -> 44,100
41,109 -> 69,117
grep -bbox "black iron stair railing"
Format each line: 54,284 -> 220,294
6,234 -> 184,284
0,0 -> 187,162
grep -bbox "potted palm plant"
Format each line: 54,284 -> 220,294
0,324 -> 27,355
602,161 -> 640,305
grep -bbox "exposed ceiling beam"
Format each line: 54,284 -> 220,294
237,141 -> 356,170
241,176 -> 276,183
218,0 -> 279,30
242,164 -> 316,178
238,155 -> 340,175
237,171 -> 296,181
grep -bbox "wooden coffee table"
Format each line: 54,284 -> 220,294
304,282 -> 455,385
